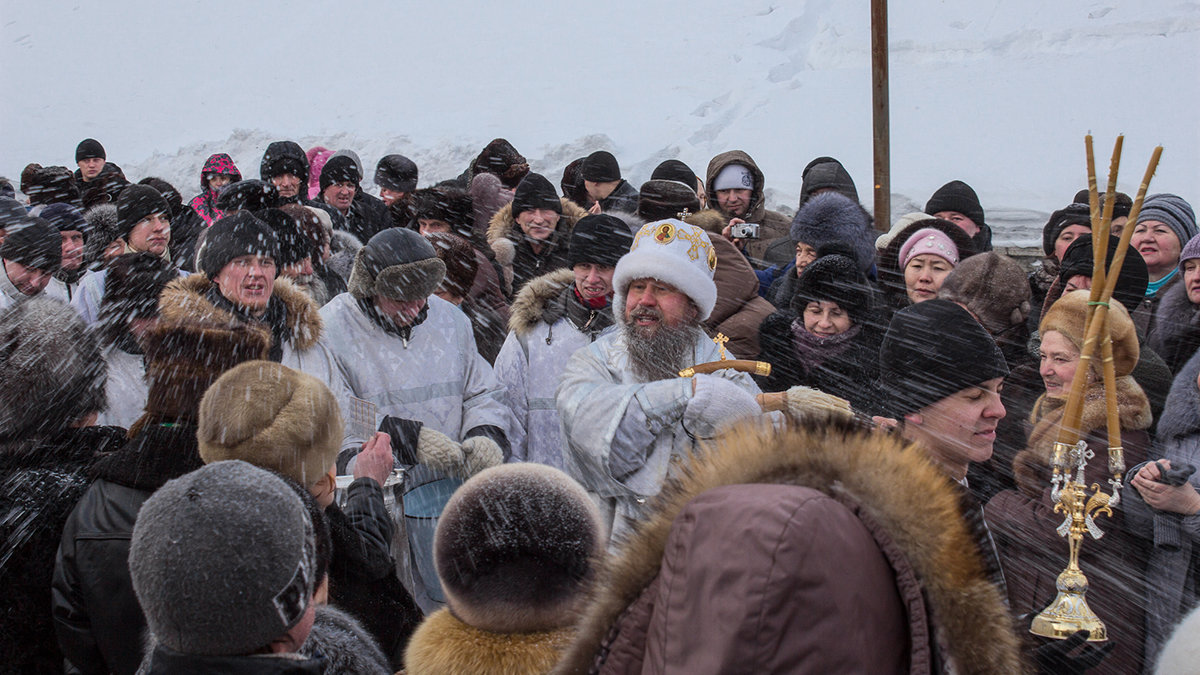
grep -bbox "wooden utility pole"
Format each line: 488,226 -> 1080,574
871,0 -> 890,231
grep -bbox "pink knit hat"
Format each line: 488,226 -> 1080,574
899,227 -> 959,269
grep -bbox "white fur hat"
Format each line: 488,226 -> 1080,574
613,218 -> 718,321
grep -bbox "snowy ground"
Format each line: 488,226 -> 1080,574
2,0 -> 1197,246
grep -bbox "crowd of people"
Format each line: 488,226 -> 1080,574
1,135 -> 1199,673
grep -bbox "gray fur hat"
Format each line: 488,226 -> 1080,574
789,192 -> 876,274
938,252 -> 1031,335
82,203 -> 120,266
434,463 -> 605,633
348,227 -> 446,302
0,296 -> 106,441
129,460 -> 317,656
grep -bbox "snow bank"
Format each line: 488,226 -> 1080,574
1,0 -> 1196,246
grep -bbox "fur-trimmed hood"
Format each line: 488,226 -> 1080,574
705,150 -> 767,223
486,197 -> 588,268
1015,376 -> 1152,496
508,268 -> 576,337
553,421 -> 1025,675
158,273 -> 323,351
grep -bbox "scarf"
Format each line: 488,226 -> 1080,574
1148,268 -> 1179,297
356,296 -> 429,344
789,318 -> 861,375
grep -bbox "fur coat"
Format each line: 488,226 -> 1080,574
1147,277 -> 1200,376
553,421 -> 1025,674
405,608 -> 573,675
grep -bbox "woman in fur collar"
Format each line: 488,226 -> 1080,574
986,290 -> 1153,675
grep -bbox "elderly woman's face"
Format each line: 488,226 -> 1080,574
1184,259 -> 1200,305
1132,220 -> 1182,275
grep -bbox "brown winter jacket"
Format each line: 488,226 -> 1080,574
553,422 -> 1025,675
704,150 -> 792,269
700,232 -> 774,359
986,379 -> 1153,675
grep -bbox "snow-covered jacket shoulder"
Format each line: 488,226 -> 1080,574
555,330 -> 760,542
496,269 -> 590,467
319,293 -> 512,446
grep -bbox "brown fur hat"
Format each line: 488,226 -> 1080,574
197,360 -> 344,486
434,463 -> 605,634
1040,289 -> 1138,377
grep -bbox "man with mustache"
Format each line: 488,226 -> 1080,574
557,218 -> 764,544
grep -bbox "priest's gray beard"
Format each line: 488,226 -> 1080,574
623,307 -> 703,382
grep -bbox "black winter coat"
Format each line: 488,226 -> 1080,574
0,426 -> 126,674
755,311 -> 882,414
318,190 -> 391,244
597,180 -> 640,214
52,424 -> 204,675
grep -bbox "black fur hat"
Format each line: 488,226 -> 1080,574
98,253 -> 178,345
199,212 -> 279,279
638,179 -> 701,222
257,208 -> 316,267
1041,203 -> 1091,257
472,138 -> 529,189
20,163 -> 80,207
434,463 -> 604,633
789,192 -> 876,275
568,214 -> 634,268
0,296 -> 106,441
792,252 -> 874,325
403,187 -> 473,238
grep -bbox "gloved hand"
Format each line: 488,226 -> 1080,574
683,375 -> 762,438
416,426 -> 468,478
784,386 -> 854,425
461,436 -> 503,476
1033,630 -> 1115,675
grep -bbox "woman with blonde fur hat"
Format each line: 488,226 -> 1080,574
986,290 -> 1153,675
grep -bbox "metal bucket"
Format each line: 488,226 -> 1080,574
402,476 -> 463,605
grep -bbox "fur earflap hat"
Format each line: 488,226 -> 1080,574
116,184 -> 169,238
613,218 -> 718,321
198,361 -> 344,486
938,252 -> 1031,335
472,138 -> 529,189
403,187 -> 473,236
349,227 -> 446,302
925,180 -> 986,230
0,217 -> 62,272
879,299 -> 1008,417
638,179 -> 701,222
1041,289 -> 1139,378
434,463 -> 605,633
0,296 -> 106,441
375,154 -> 418,193
199,211 -> 279,279
21,163 -> 80,208
792,253 -> 874,325
789,192 -> 876,274
129,460 -> 317,657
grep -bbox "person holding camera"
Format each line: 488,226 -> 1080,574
705,150 -> 790,270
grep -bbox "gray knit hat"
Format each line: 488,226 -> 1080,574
129,460 -> 317,656
1137,193 -> 1198,249
348,227 -> 446,302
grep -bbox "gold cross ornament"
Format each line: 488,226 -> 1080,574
713,333 -> 729,361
